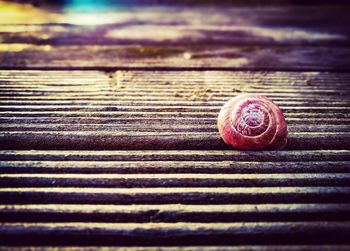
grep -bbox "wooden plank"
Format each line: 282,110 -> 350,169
1,4 -> 350,249
1,6 -> 349,46
0,70 -> 349,150
1,187 -> 349,204
1,4 -> 350,69
3,71 -> 350,93
0,111 -> 347,120
1,204 -> 350,222
2,118 -> 349,127
1,117 -> 348,126
1,161 -> 349,174
2,45 -> 350,70
1,131 -> 350,150
1,150 -> 349,161
1,173 -> 350,187
1,124 -> 349,133
3,27 -> 349,46
1,106 -> 349,112
0,222 -> 350,245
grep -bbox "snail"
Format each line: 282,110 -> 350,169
217,94 -> 288,150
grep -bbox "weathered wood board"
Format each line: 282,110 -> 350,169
0,69 -> 350,246
1,5 -> 350,70
1,1 -> 350,249
2,45 -> 350,70
1,70 -> 349,150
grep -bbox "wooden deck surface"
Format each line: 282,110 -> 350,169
0,1 -> 350,250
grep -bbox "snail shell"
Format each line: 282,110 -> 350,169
218,94 -> 288,150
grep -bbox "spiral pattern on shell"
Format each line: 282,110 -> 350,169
218,94 -> 288,150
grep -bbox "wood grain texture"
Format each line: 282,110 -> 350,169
2,45 -> 350,70
1,203 -> 350,222
2,173 -> 350,187
1,6 -> 349,44
1,2 -> 350,247
1,70 -> 349,150
1,160 -> 349,174
0,222 -> 350,245
1,186 -> 350,204
1,150 -> 349,161
0,5 -> 350,69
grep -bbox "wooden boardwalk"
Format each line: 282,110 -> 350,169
0,1 -> 350,250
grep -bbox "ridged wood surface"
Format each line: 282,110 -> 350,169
1,2 -> 350,250
0,70 -> 349,248
1,5 -> 350,70
1,71 -> 350,150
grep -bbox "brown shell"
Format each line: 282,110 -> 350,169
218,94 -> 288,150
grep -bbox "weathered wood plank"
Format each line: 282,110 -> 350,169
1,5 -> 349,47
1,161 -> 349,174
2,45 -> 350,70
0,187 -> 350,204
1,204 -> 350,222
1,131 -> 349,150
1,106 -> 349,112
1,124 -> 349,133
3,71 -> 350,90
2,72 -> 350,102
1,3 -> 350,248
1,100 -> 348,107
0,70 -> 349,150
0,111 -> 347,121
1,150 -> 348,161
0,221 -> 350,245
1,4 -> 350,69
1,117 -> 348,126
1,173 -> 350,187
